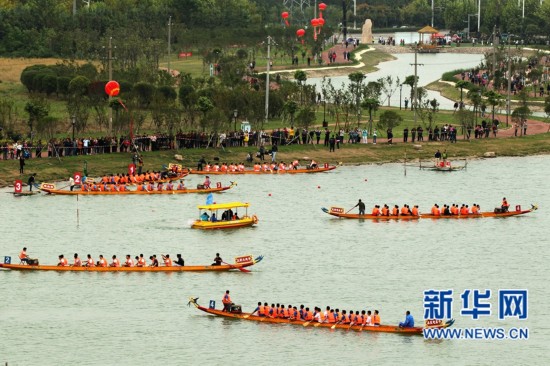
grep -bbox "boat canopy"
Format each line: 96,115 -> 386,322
197,202 -> 249,210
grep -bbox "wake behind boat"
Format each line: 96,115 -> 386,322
188,297 -> 454,335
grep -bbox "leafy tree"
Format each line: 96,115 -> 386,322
295,105 -> 316,130
485,90 -> 503,124
377,110 -> 403,136
361,98 -> 380,133
455,80 -> 470,106
196,96 -> 214,131
403,75 -> 418,110
283,100 -> 298,126
294,70 -> 307,104
454,109 -> 475,139
24,98 -> 49,140
133,82 -> 155,108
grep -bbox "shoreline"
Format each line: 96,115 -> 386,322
2,134 -> 549,188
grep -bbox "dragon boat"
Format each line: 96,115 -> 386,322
38,181 -> 235,195
185,165 -> 336,175
322,207 -> 420,220
419,160 -> 466,172
191,202 -> 258,229
323,205 -> 537,219
0,254 -> 262,272
188,297 -> 454,335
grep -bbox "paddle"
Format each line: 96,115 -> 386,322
345,206 -> 356,214
331,320 -> 342,330
347,321 -> 355,330
302,320 -> 314,327
222,261 -> 251,273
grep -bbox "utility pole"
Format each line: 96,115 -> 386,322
354,0 -> 357,29
478,0 -> 481,32
506,37 -> 512,127
107,37 -> 114,133
265,36 -> 272,126
167,16 -> 172,76
410,47 -> 424,126
431,0 -> 434,27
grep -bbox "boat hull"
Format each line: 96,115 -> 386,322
186,166 -> 336,175
321,207 -> 420,220
0,255 -> 262,272
40,184 -> 234,195
192,217 -> 256,229
189,299 -> 453,335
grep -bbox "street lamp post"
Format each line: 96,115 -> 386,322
322,100 -> 327,127
72,115 -> 76,141
233,109 -> 238,132
399,84 -> 403,110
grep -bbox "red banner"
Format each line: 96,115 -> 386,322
178,52 -> 192,58
234,255 -> 253,264
14,180 -> 22,193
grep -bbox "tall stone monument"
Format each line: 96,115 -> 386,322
362,19 -> 373,45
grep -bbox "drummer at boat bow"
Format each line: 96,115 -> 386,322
19,247 -> 29,264
501,197 -> 510,212
222,290 -> 232,312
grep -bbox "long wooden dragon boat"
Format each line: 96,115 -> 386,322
322,207 -> 420,220
188,297 -> 454,335
38,182 -> 235,195
419,160 -> 466,172
0,255 -> 262,272
185,165 -> 336,175
323,205 -> 537,220
192,202 -> 258,229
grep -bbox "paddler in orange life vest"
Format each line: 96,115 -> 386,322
97,255 -> 108,267
162,254 -> 172,266
72,253 -> 82,267
84,254 -> 95,267
57,254 -> 68,266
373,310 -> 381,326
136,254 -> 146,267
222,290 -> 232,312
501,197 -> 510,212
123,255 -> 133,267
110,255 -> 120,267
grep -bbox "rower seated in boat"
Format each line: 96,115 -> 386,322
137,254 -> 146,267
162,254 -> 172,266
399,311 -> 414,328
308,159 -> 318,169
110,255 -> 120,267
203,176 -> 211,189
57,254 -> 68,266
381,204 -> 390,216
176,180 -> 185,190
212,253 -> 222,266
149,255 -> 159,267
251,302 -> 264,316
97,255 -> 108,267
174,254 -> 184,266
411,205 -> 419,216
84,254 -> 95,267
157,183 -> 163,191
292,159 -> 300,170
72,253 -> 82,267
123,255 -> 133,267
165,182 -> 174,190
371,205 -> 381,216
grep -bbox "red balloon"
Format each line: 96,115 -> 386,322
317,18 -> 325,26
319,3 -> 327,11
105,80 -> 120,97
281,11 -> 289,19
296,29 -> 305,37
311,18 -> 320,27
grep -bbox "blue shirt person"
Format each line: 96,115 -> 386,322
399,311 -> 415,328
200,212 -> 210,221
210,213 -> 218,222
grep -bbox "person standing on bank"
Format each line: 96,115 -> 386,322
69,175 -> 75,191
271,143 -> 278,162
19,154 -> 25,175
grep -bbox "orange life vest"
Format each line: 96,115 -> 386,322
392,207 -> 399,216
372,207 -> 380,215
412,207 -> 419,216
327,312 -> 336,323
373,314 -> 381,325
222,294 -> 231,304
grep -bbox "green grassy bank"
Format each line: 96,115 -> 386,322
2,132 -> 549,187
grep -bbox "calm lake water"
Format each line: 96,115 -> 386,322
1,155 -> 548,365
309,53 -> 484,110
